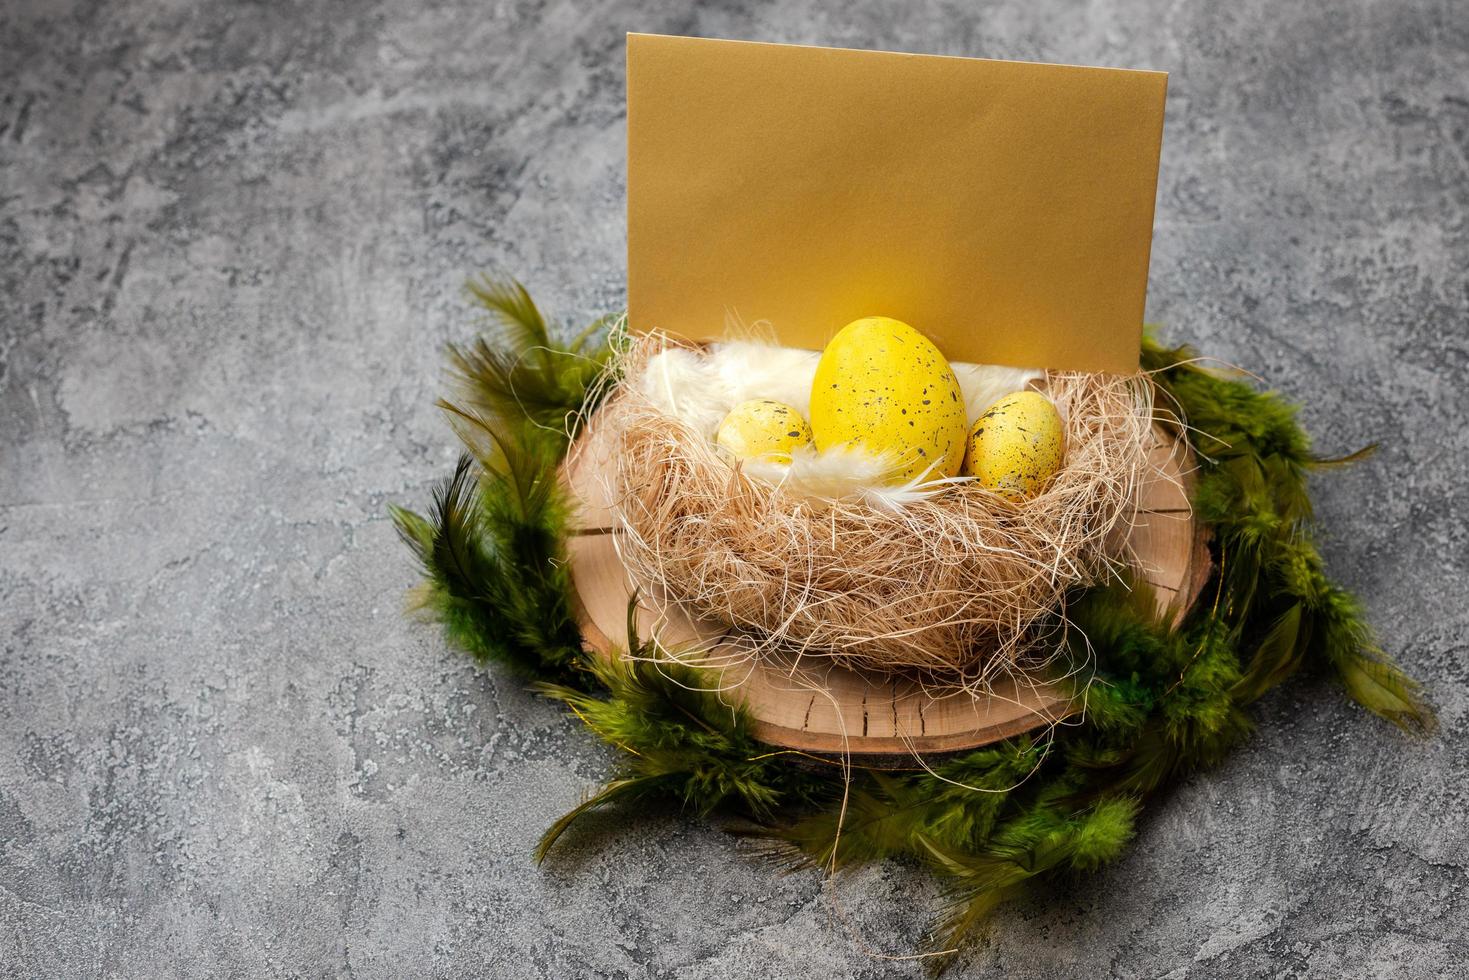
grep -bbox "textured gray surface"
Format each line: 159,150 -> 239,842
2,0 -> 1466,976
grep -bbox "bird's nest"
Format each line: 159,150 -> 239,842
580,333 -> 1159,686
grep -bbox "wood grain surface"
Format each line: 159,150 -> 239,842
563,424 -> 1206,755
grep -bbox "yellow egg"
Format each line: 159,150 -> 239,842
715,399 -> 813,463
963,390 -> 1066,499
808,317 -> 968,483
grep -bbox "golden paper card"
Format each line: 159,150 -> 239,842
626,34 -> 1167,373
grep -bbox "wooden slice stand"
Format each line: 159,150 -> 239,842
563,426 -> 1209,757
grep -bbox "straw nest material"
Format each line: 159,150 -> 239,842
585,333 -> 1157,682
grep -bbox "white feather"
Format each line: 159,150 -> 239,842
952,361 -> 1048,423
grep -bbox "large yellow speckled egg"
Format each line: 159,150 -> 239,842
963,390 -> 1066,500
808,317 -> 968,483
715,399 -> 813,463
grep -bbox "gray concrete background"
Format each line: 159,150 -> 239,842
2,0 -> 1466,976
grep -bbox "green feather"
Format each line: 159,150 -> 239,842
533,775 -> 674,864
450,274 -> 618,438
394,294 -> 1435,963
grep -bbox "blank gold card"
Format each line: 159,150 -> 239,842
626,34 -> 1167,373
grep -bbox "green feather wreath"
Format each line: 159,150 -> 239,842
394,277 -> 1433,965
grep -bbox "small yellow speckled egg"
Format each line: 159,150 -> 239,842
963,391 -> 1066,500
808,317 -> 968,483
715,399 -> 813,463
